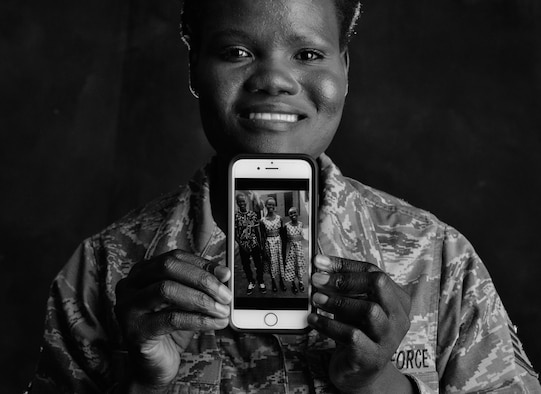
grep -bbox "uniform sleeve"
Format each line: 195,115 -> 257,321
27,240 -> 118,393
436,227 -> 540,392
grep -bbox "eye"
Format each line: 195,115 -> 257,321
295,49 -> 324,62
221,46 -> 252,61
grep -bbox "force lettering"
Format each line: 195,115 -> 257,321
392,347 -> 430,371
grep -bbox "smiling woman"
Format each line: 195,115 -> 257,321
188,0 -> 349,159
24,0 -> 541,393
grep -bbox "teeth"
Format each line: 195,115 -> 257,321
249,113 -> 299,122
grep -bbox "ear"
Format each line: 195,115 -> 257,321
341,49 -> 350,96
342,49 -> 350,74
188,49 -> 199,98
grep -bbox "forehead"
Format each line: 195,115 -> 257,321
200,0 -> 340,47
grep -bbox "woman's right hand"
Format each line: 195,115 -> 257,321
114,249 -> 232,393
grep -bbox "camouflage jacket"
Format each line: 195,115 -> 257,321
29,154 -> 540,393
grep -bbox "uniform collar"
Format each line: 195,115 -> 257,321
145,164 -> 224,261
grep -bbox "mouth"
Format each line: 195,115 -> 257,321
237,103 -> 309,133
247,112 -> 300,123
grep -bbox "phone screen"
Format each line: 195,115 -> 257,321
228,156 -> 316,331
234,178 -> 311,310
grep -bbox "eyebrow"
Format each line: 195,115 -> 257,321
208,28 -> 332,49
286,33 -> 331,48
208,28 -> 257,44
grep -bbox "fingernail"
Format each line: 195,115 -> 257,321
215,266 -> 231,282
307,313 -> 318,325
215,302 -> 230,317
314,255 -> 331,270
312,272 -> 330,286
218,285 -> 232,303
216,318 -> 229,329
312,292 -> 328,306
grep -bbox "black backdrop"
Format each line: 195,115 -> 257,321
1,0 -> 540,391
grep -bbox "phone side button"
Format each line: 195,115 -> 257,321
264,313 -> 278,327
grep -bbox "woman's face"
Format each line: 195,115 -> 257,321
288,208 -> 298,222
191,0 -> 349,158
266,200 -> 276,213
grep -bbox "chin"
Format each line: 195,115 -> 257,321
237,137 -> 318,156
208,133 -> 328,159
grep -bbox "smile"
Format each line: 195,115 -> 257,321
248,113 -> 299,122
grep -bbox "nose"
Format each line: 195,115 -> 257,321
245,58 -> 300,96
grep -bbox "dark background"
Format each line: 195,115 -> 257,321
1,0 -> 540,392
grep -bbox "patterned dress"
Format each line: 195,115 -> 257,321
284,221 -> 306,282
260,215 -> 285,280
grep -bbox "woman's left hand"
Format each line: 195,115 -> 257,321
309,254 -> 414,394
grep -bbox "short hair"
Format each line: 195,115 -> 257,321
288,207 -> 298,216
180,0 -> 362,51
265,197 -> 276,206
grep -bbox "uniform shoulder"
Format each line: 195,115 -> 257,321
345,176 -> 445,228
91,186 -> 188,246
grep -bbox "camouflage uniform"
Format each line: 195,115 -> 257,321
28,154 -> 540,393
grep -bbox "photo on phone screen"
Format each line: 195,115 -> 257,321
234,182 -> 310,309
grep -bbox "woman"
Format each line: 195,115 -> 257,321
284,207 -> 307,294
29,0 -> 539,393
260,197 -> 287,293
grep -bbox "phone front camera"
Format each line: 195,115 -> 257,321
257,167 -> 260,170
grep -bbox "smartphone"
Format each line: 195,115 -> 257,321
228,154 -> 317,332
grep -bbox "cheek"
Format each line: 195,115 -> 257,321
320,78 -> 343,103
308,71 -> 347,115
198,65 -> 242,145
201,70 -> 233,112
198,61 -> 245,114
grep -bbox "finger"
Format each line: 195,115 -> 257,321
127,251 -> 232,304
312,271 -> 367,296
132,281 -> 230,318
314,255 -> 410,312
312,292 -> 388,342
314,254 -> 381,274
307,313 -> 379,357
141,310 -> 229,338
312,271 -> 409,317
129,249 -> 222,283
170,250 -> 230,282
170,249 -> 220,272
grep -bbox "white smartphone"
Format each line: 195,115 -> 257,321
228,154 -> 317,332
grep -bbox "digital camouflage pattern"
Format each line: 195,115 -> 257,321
28,154 -> 540,393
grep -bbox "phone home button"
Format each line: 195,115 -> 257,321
264,313 -> 278,327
